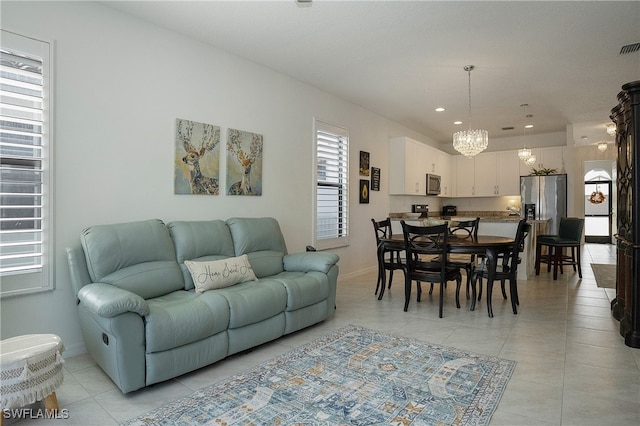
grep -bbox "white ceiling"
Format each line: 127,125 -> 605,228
105,1 -> 640,149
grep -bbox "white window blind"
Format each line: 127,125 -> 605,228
1,30 -> 52,296
314,121 -> 349,250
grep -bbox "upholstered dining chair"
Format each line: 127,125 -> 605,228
535,217 -> 585,280
471,219 -> 530,317
371,218 -> 404,298
400,220 -> 462,318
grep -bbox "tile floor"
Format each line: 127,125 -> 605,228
6,243 -> 639,425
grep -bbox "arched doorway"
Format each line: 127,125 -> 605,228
584,168 -> 613,243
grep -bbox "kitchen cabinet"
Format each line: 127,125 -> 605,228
496,150 -> 521,195
438,150 -> 454,196
519,147 -> 565,176
425,145 -> 453,196
389,137 -> 452,196
473,152 -> 498,196
455,150 -> 520,197
455,155 -> 475,196
389,137 -> 427,195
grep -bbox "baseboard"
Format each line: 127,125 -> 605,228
338,265 -> 377,282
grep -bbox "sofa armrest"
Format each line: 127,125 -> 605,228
283,252 -> 339,274
77,283 -> 150,318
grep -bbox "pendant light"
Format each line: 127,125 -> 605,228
453,65 -> 488,158
518,104 -> 532,162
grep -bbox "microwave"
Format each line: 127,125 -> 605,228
426,174 -> 441,195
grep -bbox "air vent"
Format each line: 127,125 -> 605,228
620,43 -> 640,55
501,126 -> 514,131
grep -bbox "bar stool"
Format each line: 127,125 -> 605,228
0,334 -> 65,425
535,217 -> 584,280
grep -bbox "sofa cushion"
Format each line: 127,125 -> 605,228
226,217 -> 288,255
284,252 -> 340,274
145,290 -> 230,353
266,272 -> 329,311
214,280 -> 287,329
167,220 -> 236,290
185,255 -> 258,293
226,217 -> 288,277
245,250 -> 286,278
80,219 -> 183,299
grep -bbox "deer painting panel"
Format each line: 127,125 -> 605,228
174,118 -> 221,195
227,128 -> 263,196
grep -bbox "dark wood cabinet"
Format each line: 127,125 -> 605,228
610,80 -> 640,348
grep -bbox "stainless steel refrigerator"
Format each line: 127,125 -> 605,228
520,174 -> 567,234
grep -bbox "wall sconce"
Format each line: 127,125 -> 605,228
606,124 -> 616,137
597,142 -> 608,152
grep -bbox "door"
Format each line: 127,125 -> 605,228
584,180 -> 612,243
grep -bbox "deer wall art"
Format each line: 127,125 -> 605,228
174,119 -> 221,195
227,128 -> 263,196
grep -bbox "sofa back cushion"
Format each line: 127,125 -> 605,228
167,220 -> 236,290
80,219 -> 183,299
226,217 -> 288,277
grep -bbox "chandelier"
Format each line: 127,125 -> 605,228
518,146 -> 531,161
606,123 -> 616,137
525,154 -> 537,166
453,65 -> 488,158
598,142 -> 608,152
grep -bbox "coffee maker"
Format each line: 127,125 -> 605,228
524,203 -> 536,220
411,204 -> 429,218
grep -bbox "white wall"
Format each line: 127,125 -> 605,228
0,1 -> 425,355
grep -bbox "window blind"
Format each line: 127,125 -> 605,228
315,123 -> 349,249
0,31 -> 51,295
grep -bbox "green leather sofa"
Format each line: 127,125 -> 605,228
66,217 -> 339,393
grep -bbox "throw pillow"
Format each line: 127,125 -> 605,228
185,255 -> 258,293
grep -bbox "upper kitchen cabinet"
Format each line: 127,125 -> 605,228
496,150 -> 521,195
519,147 -> 566,175
455,155 -> 475,196
455,150 -> 520,197
389,137 -> 427,195
473,152 -> 497,196
425,145 -> 453,196
389,137 -> 452,196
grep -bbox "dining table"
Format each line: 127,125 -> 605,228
376,233 -> 515,316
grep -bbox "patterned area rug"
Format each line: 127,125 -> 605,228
591,263 -> 616,289
122,325 -> 516,426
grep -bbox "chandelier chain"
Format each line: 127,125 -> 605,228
467,67 -> 472,129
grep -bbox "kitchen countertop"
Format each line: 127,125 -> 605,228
389,213 -> 550,224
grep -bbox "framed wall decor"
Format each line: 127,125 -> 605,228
226,128 -> 263,196
174,118 -> 221,195
359,179 -> 370,204
359,151 -> 370,176
371,167 -> 380,191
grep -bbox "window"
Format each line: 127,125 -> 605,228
314,120 -> 349,250
1,30 -> 53,297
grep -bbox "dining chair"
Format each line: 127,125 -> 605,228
535,217 -> 584,280
471,219 -> 530,317
447,217 -> 480,299
371,218 -> 404,298
400,220 -> 462,318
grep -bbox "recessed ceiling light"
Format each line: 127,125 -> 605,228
454,121 -> 462,125
435,107 -> 445,112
